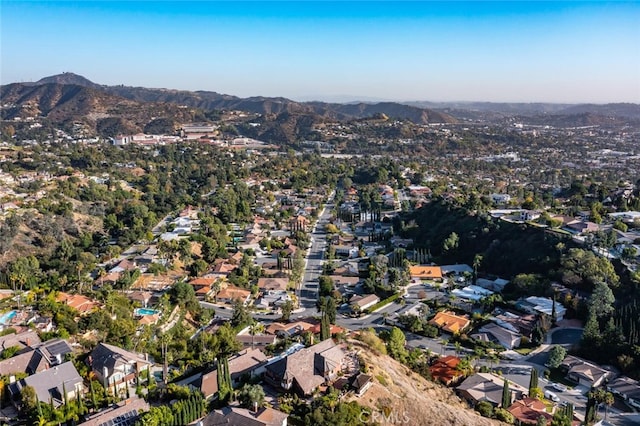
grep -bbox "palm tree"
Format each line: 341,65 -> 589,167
473,254 -> 483,284
249,321 -> 265,350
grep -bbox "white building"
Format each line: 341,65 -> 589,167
519,296 -> 566,321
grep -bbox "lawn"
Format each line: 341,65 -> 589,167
514,347 -> 535,356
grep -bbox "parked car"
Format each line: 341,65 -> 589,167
544,390 -> 560,402
551,383 -> 568,392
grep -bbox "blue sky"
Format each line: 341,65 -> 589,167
1,1 -> 639,103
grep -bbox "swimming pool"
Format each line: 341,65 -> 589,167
0,310 -> 16,325
134,308 -> 159,316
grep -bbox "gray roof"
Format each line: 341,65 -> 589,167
608,376 -> 640,400
78,397 -> 149,426
201,405 -> 287,426
38,339 -> 73,365
10,361 -> 83,406
265,339 -> 345,395
90,342 -> 150,376
0,330 -> 40,351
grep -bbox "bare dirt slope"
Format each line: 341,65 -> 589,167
347,340 -> 504,426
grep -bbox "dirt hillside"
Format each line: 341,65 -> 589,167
346,339 -> 504,426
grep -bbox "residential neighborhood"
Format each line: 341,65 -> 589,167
0,71 -> 640,426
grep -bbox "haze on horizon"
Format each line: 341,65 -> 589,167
1,1 -> 639,104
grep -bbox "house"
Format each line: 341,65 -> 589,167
78,397 -> 149,426
212,261 -> 237,275
228,348 -> 269,386
329,275 -> 360,287
351,373 -> 373,397
350,294 -> 380,312
201,405 -> 288,426
36,338 -> 74,366
179,349 -> 269,399
429,356 -> 463,385
265,321 -> 315,338
229,251 -> 245,265
517,296 -> 566,321
565,221 -> 599,235
89,342 -> 151,391
559,355 -> 610,388
476,277 -> 510,293
289,215 -> 309,232
190,277 -> 217,299
474,323 -> 522,350
127,290 -> 153,307
96,271 -> 121,286
216,285 -> 251,305
451,285 -> 494,302
491,194 -> 511,204
492,310 -> 538,339
178,369 -> 220,400
1,337 -> 74,376
255,291 -> 292,309
334,245 -> 359,258
429,311 -> 471,334
236,334 -> 278,348
257,277 -> 289,292
56,292 -> 101,315
409,265 -> 443,282
264,339 -> 347,396
440,264 -> 473,276
9,362 -> 84,407
109,259 -> 137,274
519,210 -> 541,222
309,323 -> 344,336
457,373 -> 527,408
0,330 -> 40,352
507,398 -> 553,425
607,376 -> 640,409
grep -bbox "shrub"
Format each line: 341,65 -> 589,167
494,408 -> 515,423
476,401 -> 494,418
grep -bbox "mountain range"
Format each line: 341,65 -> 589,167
30,73 -> 457,122
1,72 -> 638,141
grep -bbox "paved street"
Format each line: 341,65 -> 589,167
200,192 -> 638,425
295,194 -> 334,313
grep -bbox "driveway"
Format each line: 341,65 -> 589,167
550,328 -> 583,345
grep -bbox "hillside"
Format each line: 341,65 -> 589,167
513,112 -> 637,128
5,73 -> 458,125
34,71 -> 103,89
0,82 -> 201,137
348,339 -> 503,426
558,103 -> 640,120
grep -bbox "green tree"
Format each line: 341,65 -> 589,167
547,345 -> 567,369
386,327 -> 408,361
550,410 -> 571,426
561,248 -> 619,290
529,368 -> 539,396
588,281 -> 616,318
280,299 -> 295,321
230,299 -> 252,329
501,378 -> 511,408
442,232 -> 459,253
238,383 -> 265,409
211,323 -> 242,357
